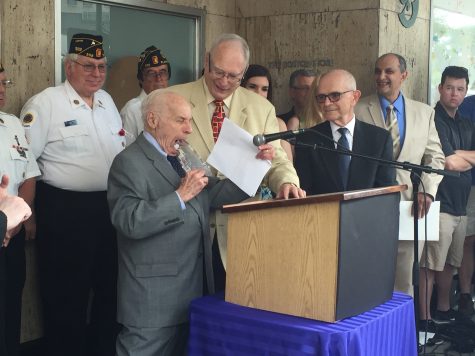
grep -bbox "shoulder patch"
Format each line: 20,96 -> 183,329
22,113 -> 35,127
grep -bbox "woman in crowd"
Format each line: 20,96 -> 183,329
241,64 -> 293,161
287,75 -> 323,131
286,75 -> 323,159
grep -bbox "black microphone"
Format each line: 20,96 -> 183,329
253,129 -> 306,146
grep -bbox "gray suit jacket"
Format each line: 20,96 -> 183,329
355,94 -> 445,200
107,134 -> 247,328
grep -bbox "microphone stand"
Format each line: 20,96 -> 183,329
293,140 -> 457,342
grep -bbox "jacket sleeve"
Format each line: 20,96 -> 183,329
420,108 -> 445,198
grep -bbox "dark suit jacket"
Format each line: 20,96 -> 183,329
107,134 -> 248,328
295,120 -> 397,195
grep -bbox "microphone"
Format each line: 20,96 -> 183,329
253,129 -> 306,146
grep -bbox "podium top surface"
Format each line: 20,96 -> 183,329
222,185 -> 407,214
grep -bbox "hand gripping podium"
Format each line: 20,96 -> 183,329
223,185 -> 406,322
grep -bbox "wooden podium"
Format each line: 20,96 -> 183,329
223,185 -> 406,322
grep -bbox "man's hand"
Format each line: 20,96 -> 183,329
256,144 -> 275,161
0,174 -> 9,199
411,192 -> 433,219
0,194 -> 32,247
276,183 -> 306,199
176,169 -> 209,203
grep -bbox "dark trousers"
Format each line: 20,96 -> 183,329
36,182 -> 118,356
0,247 -> 7,356
212,235 -> 226,293
4,229 -> 26,356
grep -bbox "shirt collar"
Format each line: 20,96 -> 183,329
143,131 -> 166,157
379,92 -> 404,115
330,115 -> 356,137
64,80 -> 105,109
138,89 -> 147,100
435,101 -> 459,121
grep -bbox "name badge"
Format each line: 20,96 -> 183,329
64,120 -> 78,127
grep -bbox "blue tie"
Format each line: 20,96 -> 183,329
337,127 -> 351,190
167,155 -> 186,178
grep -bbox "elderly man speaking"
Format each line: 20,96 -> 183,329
107,90 -> 248,356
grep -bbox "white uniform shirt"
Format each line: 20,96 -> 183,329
0,111 -> 41,195
21,80 -> 125,192
120,89 -> 147,146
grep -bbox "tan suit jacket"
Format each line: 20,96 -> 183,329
355,94 -> 445,200
169,77 -> 299,267
355,93 -> 445,294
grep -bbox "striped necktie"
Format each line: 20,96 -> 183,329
385,104 -> 401,158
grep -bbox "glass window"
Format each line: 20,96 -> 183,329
57,0 -> 204,108
430,0 -> 475,104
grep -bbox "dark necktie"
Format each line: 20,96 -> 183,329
167,155 -> 186,178
211,100 -> 225,142
337,127 -> 351,190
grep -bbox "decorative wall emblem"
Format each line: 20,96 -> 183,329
398,0 -> 419,28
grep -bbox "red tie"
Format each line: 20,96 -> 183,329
211,100 -> 225,142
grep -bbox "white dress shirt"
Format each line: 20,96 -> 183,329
120,89 -> 147,146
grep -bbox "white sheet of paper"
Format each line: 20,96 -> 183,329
398,201 -> 440,241
206,118 -> 271,197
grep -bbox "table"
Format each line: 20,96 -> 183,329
188,292 -> 417,356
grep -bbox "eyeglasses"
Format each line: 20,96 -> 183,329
143,69 -> 169,80
0,80 -> 13,88
316,90 -> 353,103
72,60 -> 107,73
208,54 -> 245,84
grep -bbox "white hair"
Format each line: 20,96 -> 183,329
209,33 -> 250,66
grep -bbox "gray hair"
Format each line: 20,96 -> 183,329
377,53 -> 407,73
209,33 -> 250,66
289,69 -> 316,87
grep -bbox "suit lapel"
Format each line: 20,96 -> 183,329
189,78 -> 215,154
317,122 -> 342,190
348,121 -> 367,188
368,95 -> 385,129
228,88 -> 248,128
136,135 -> 178,187
398,97 -> 415,160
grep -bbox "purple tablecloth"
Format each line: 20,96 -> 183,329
188,292 -> 417,356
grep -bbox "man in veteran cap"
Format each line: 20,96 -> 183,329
121,46 -> 170,145
20,33 -> 124,356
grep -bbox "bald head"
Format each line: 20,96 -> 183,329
142,90 -> 193,155
320,69 -> 357,91
316,69 -> 361,126
142,90 -> 189,122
